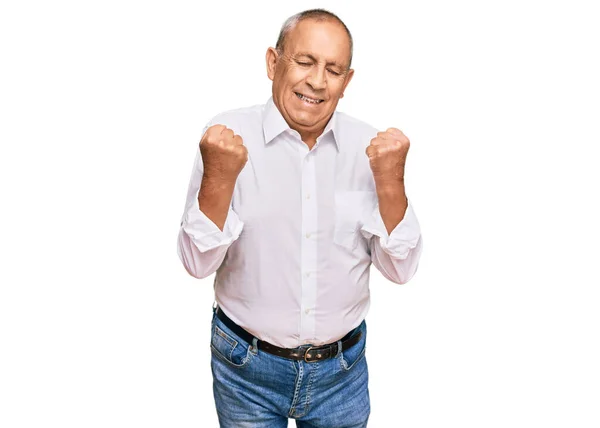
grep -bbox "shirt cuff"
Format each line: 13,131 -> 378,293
360,198 -> 421,259
180,190 -> 244,253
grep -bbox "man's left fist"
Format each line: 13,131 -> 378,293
366,127 -> 410,186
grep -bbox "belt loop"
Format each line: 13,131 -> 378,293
249,337 -> 258,355
335,339 -> 343,358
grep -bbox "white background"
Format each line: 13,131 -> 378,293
1,0 -> 599,427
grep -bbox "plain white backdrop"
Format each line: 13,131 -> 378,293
1,0 -> 599,427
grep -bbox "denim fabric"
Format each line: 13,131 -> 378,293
210,308 -> 370,427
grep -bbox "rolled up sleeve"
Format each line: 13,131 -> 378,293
176,143 -> 244,279
361,198 -> 423,284
180,189 -> 244,252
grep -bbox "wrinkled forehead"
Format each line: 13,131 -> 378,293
285,19 -> 351,67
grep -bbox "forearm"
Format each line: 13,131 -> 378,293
362,191 -> 422,285
376,183 -> 408,236
198,176 -> 236,231
179,176 -> 244,278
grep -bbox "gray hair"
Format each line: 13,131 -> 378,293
275,9 -> 353,69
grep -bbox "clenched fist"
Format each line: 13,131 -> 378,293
200,124 -> 248,184
366,127 -> 410,188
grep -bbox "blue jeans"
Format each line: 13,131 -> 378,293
210,307 -> 370,427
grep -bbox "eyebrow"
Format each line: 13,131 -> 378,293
294,52 -> 346,69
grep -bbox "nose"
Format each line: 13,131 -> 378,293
306,66 -> 326,91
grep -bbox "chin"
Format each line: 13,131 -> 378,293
290,112 -> 321,128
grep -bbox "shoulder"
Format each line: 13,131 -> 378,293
335,110 -> 379,149
204,102 -> 264,134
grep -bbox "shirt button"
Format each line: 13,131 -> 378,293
304,272 -> 311,278
305,233 -> 311,239
306,193 -> 311,199
305,308 -> 310,314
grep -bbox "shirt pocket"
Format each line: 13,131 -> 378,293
333,191 -> 375,250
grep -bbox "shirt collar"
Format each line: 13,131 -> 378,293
262,96 -> 341,151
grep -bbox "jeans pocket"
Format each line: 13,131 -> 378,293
339,324 -> 367,372
210,318 -> 254,369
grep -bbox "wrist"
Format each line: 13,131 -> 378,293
374,178 -> 405,196
201,173 -> 237,191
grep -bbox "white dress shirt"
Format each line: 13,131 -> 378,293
177,97 -> 423,348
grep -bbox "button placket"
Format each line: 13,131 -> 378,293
300,149 -> 318,343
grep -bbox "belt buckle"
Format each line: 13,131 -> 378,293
304,346 -> 323,363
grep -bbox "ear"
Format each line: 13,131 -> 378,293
266,47 -> 279,81
340,68 -> 354,98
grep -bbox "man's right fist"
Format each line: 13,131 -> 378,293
199,124 -> 248,183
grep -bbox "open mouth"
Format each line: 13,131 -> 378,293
295,92 -> 324,104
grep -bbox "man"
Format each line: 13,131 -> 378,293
177,8 -> 422,428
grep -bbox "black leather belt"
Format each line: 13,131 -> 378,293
215,306 -> 362,363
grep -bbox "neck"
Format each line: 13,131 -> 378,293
302,136 -> 317,150
296,122 -> 330,150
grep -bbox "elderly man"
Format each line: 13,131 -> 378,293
177,8 -> 422,428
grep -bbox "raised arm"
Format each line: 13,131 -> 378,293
361,127 -> 423,284
177,124 -> 248,279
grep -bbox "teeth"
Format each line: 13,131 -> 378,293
296,93 -> 321,104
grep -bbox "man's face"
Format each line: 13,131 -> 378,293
266,19 -> 354,140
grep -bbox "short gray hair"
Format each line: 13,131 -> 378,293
275,9 -> 353,69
